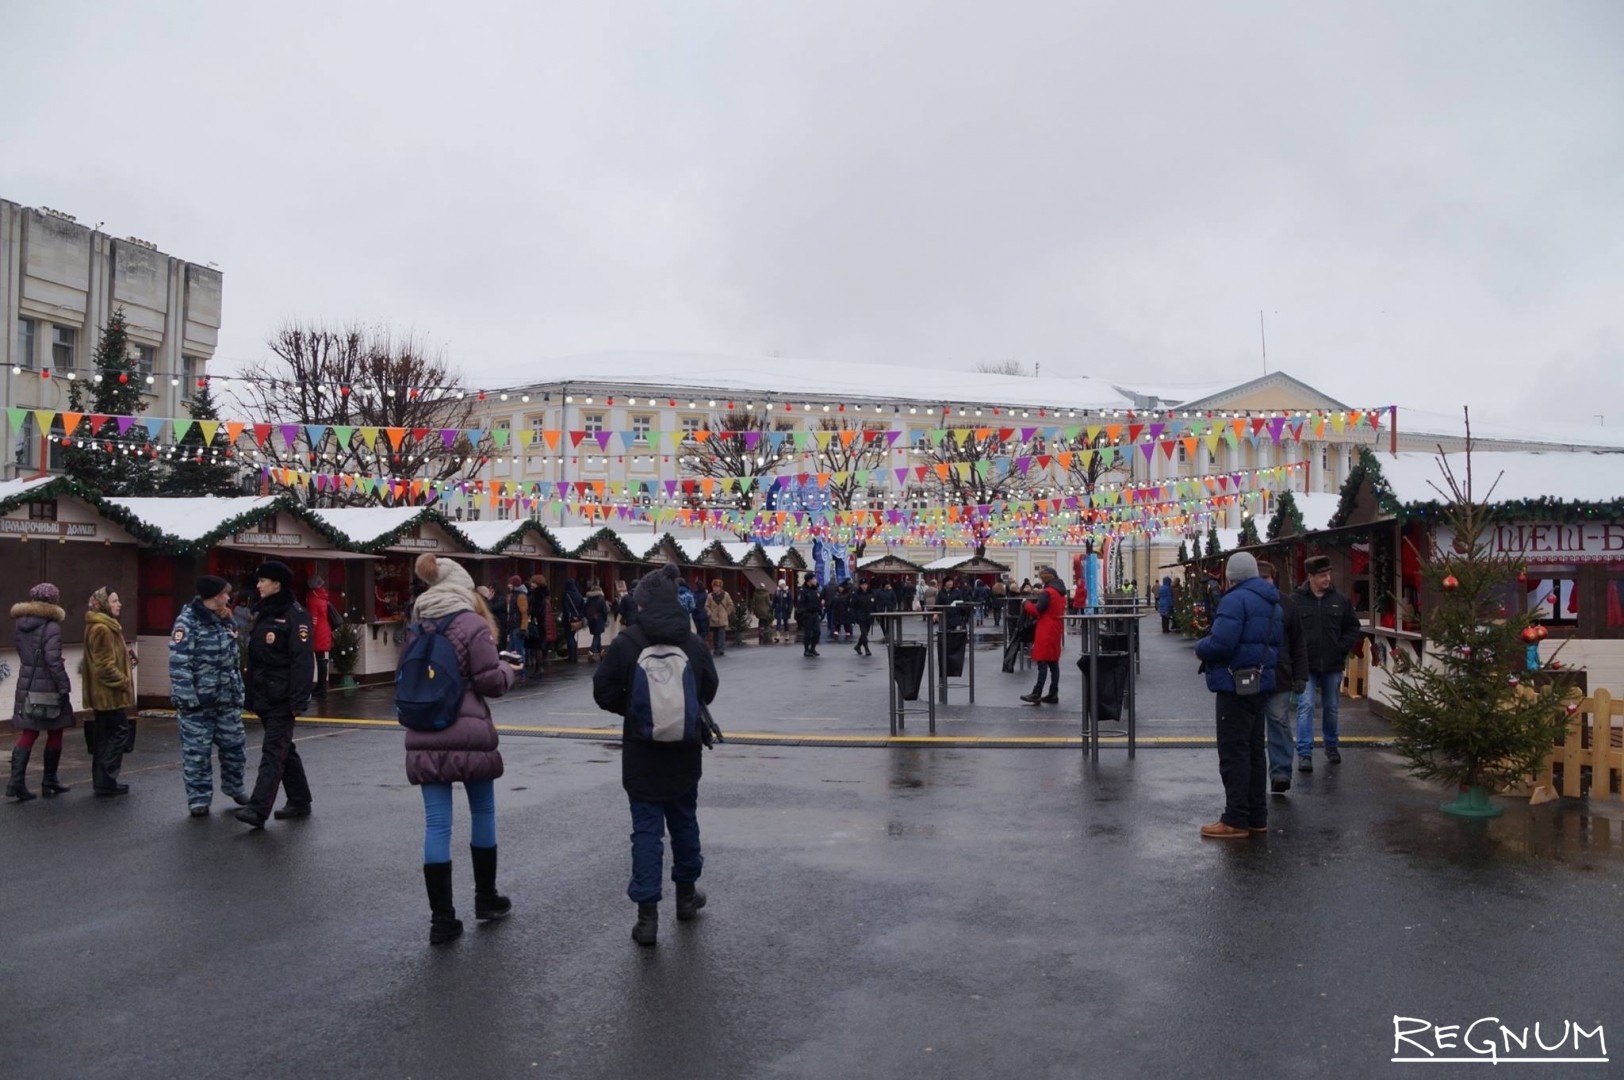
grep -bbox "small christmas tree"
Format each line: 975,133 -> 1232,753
1387,424 -> 1571,817
163,379 -> 241,496
1238,515 -> 1261,547
1177,539 -> 1189,564
1204,524 -> 1221,557
63,308 -> 157,495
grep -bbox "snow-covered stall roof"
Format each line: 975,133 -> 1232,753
0,476 -> 65,504
544,525 -> 647,560
922,553 -> 1012,573
496,351 -> 1133,412
1292,492 -> 1343,532
455,519 -> 555,554
108,496 -> 281,542
306,506 -> 434,546
1379,451 -> 1624,506
858,552 -> 928,573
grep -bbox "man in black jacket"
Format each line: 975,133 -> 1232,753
592,564 -> 719,947
1257,561 -> 1309,793
235,561 -> 316,829
795,574 -> 823,657
1293,554 -> 1364,772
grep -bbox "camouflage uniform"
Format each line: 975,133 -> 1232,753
168,597 -> 248,809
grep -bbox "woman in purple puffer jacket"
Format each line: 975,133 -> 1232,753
405,554 -> 517,945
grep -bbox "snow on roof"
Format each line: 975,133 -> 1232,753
759,545 -> 793,566
492,351 -> 1133,411
107,496 -> 280,541
1292,492 -> 1343,531
673,535 -> 723,561
544,525 -> 629,556
1112,381 -> 1240,405
454,519 -> 550,552
0,476 -> 62,503
306,506 -> 431,544
1396,408 -> 1624,451
1379,451 -> 1624,506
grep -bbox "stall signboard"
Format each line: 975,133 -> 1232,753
232,531 -> 303,547
0,497 -> 135,544
1439,523 -> 1624,563
222,510 -> 326,551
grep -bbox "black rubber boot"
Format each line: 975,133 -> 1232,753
675,882 -> 707,922
40,748 -> 69,795
424,862 -> 463,945
6,745 -> 36,802
1041,694 -> 1059,705
631,901 -> 659,946
471,845 -> 512,921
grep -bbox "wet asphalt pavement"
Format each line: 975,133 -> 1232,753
4,627 -> 1623,1079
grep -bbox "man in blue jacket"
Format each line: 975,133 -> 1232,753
1195,552 -> 1282,838
168,575 -> 249,817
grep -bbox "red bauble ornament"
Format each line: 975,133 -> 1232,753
41,369 -> 50,380
197,378 -> 207,388
1507,675 -> 1520,687
1522,626 -> 1540,644
118,373 -> 128,384
1441,575 -> 1460,591
1534,625 -> 1549,641
1565,702 -> 1579,715
1516,571 -> 1527,583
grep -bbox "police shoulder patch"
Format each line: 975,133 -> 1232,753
172,627 -> 186,643
298,625 -> 310,641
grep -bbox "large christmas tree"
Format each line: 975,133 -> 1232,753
1386,435 -> 1571,816
163,379 -> 241,496
63,308 -> 157,495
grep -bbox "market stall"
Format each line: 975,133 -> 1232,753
0,478 -> 142,725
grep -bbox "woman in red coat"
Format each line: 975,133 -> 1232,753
1020,565 -> 1068,705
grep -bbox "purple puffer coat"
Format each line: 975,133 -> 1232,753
404,608 -> 515,785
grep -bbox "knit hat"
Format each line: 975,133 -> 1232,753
196,575 -> 230,600
1226,552 -> 1259,584
1304,554 -> 1333,575
28,583 -> 60,604
255,561 -> 294,589
508,574 -> 524,586
309,574 -> 326,590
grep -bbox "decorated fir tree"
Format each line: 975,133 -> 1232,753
1238,514 -> 1261,547
63,308 -> 157,495
163,379 -> 241,496
1204,524 -> 1221,557
1387,433 -> 1572,817
1267,490 -> 1305,542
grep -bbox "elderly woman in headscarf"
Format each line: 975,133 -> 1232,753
7,583 -> 74,801
404,554 -> 518,946
82,585 -> 136,795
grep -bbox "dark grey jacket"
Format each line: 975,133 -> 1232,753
1293,584 -> 1363,674
11,602 -> 72,731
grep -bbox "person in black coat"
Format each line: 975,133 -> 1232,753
849,579 -> 875,656
1292,554 -> 1364,771
770,583 -> 794,642
235,560 -> 316,830
830,582 -> 853,642
794,575 -> 823,657
592,564 -> 719,947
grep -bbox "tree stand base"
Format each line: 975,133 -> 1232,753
1441,785 -> 1503,818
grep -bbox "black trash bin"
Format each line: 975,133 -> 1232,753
1078,630 -> 1132,722
938,628 -> 967,678
893,642 -> 928,701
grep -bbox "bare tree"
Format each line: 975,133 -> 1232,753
814,417 -> 891,512
973,360 -> 1034,376
677,409 -> 796,520
232,323 -> 490,505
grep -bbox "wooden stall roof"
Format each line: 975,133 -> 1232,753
856,553 -> 928,574
454,518 -> 561,558
921,553 -> 1012,575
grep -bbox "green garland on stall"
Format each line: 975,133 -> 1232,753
1267,490 -> 1306,541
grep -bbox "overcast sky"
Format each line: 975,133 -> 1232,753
3,1 -> 1620,426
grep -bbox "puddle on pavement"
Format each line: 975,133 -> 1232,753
1378,801 -> 1624,866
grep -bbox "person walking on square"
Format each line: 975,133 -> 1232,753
592,563 -> 719,947
6,583 -> 75,802
584,582 -> 610,661
795,574 -> 823,657
1019,565 -> 1068,705
235,561 -> 315,830
1195,552 -> 1282,838
749,584 -> 773,645
1255,562 -> 1308,794
770,581 -> 793,643
502,575 -> 529,669
1293,554 -> 1363,773
169,575 -> 249,816
849,578 -> 875,656
82,587 -> 136,797
404,555 -> 517,946
829,581 -> 852,643
1156,577 -> 1175,633
703,579 -> 734,655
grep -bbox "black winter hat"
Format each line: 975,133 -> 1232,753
196,574 -> 231,600
254,561 -> 294,589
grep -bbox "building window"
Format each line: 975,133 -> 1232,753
133,345 -> 156,378
1523,569 -> 1579,627
1177,444 -> 1188,464
16,317 -> 36,369
631,414 -> 652,444
681,415 -> 702,442
182,355 -> 200,386
583,412 -> 605,436
52,326 -> 76,371
27,499 -> 57,521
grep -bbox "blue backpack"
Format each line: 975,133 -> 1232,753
395,614 -> 464,732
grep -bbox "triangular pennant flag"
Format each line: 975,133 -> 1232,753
595,431 -> 613,451
386,427 -> 407,449
60,412 -> 83,437
6,407 -> 26,433
198,420 -> 220,445
88,414 -> 110,436
144,417 -> 164,439
465,428 -> 484,446
359,427 -> 379,449
279,423 -> 300,449
252,422 -> 271,446
304,424 -> 327,447
32,409 -> 56,436
330,425 -> 353,448
173,419 -> 195,442
411,427 -> 431,444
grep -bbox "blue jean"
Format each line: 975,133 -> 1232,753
507,628 -> 527,664
627,792 -> 702,903
1295,670 -> 1343,756
1264,690 -> 1296,780
421,780 -> 496,863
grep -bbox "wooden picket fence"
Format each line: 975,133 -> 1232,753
1530,689 -> 1624,802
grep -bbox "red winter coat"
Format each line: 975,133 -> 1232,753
1023,581 -> 1067,662
308,586 -> 335,652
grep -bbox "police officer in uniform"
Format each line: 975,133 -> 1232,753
235,561 -> 316,830
169,574 -> 249,816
